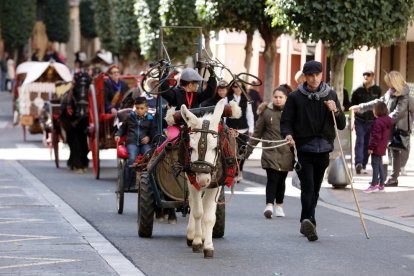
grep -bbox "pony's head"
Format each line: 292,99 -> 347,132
181,99 -> 225,189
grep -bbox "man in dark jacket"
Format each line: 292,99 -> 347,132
281,60 -> 346,242
350,70 -> 381,174
161,67 -> 216,110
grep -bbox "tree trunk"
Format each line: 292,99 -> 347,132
203,30 -> 212,59
244,30 -> 254,75
329,52 -> 349,109
261,34 -> 277,102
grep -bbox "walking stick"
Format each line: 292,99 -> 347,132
332,111 -> 370,239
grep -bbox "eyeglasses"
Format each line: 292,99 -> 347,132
363,73 -> 373,77
232,84 -> 239,88
110,70 -> 120,74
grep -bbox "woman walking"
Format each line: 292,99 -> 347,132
246,85 -> 294,218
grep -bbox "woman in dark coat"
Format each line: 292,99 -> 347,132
104,65 -> 130,114
246,85 -> 294,218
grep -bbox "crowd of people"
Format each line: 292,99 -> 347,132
5,49 -> 412,242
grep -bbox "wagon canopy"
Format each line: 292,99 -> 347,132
17,61 -> 73,119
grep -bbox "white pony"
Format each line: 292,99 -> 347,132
180,99 -> 238,258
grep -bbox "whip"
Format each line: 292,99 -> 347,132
332,110 -> 370,239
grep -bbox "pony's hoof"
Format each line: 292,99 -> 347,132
187,239 -> 193,247
192,243 -> 203,253
204,249 -> 214,258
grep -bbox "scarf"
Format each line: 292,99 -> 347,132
110,78 -> 122,92
298,82 -> 331,101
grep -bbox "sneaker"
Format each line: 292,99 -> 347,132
356,163 -> 363,174
361,168 -> 368,174
384,178 -> 398,187
264,204 -> 273,219
275,205 -> 285,217
378,184 -> 385,192
301,219 -> 318,241
363,185 -> 378,193
400,167 -> 407,176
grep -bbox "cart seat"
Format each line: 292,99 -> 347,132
101,113 -> 114,121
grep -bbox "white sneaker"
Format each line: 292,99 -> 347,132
263,204 -> 273,219
275,205 -> 285,217
361,168 -> 368,174
400,167 -> 407,176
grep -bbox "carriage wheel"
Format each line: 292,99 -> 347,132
137,172 -> 154,238
116,158 -> 126,214
51,125 -> 60,168
89,84 -> 100,179
213,187 -> 225,238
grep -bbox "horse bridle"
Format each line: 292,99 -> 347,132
190,120 -> 219,174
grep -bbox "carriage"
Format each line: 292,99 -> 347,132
15,61 -> 72,166
88,72 -> 143,179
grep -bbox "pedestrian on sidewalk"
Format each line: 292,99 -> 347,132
245,84 -> 294,219
363,102 -> 394,193
281,60 -> 346,242
350,71 -> 411,187
350,69 -> 382,174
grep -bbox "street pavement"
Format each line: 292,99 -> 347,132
1,90 -> 414,275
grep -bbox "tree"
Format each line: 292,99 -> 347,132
79,0 -> 97,39
92,0 -> 119,53
267,0 -> 414,103
159,0 -> 201,62
135,0 -> 161,61
0,0 -> 36,61
43,0 -> 70,43
113,0 -> 140,56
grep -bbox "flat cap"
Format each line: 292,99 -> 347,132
363,69 -> 374,75
303,60 -> 322,75
180,68 -> 204,82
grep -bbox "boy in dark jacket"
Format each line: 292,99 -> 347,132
363,102 -> 393,193
115,97 -> 155,187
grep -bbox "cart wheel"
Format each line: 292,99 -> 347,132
51,124 -> 60,168
89,84 -> 100,179
116,158 -> 126,214
213,187 -> 225,238
138,172 -> 154,238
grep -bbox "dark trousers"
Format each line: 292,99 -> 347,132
354,119 -> 372,168
296,152 -> 330,223
265,169 -> 288,205
237,131 -> 249,173
371,154 -> 385,185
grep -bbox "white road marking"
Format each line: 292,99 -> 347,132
0,218 -> 43,224
0,233 -> 56,243
0,256 -> 79,270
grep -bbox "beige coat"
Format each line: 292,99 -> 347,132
247,102 -> 294,171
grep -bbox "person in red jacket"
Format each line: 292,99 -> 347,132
363,102 -> 394,193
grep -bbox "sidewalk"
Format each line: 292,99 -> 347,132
243,144 -> 414,229
0,159 -> 144,275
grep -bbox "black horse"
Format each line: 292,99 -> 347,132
60,71 -> 92,172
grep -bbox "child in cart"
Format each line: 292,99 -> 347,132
363,102 -> 394,193
115,97 -> 156,188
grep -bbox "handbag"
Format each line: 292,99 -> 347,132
291,170 -> 301,190
388,96 -> 411,150
388,129 -> 407,150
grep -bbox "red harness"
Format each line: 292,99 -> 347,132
187,123 -> 236,190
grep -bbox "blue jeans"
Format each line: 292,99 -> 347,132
126,143 -> 151,188
126,144 -> 151,166
0,71 -> 6,91
371,154 -> 385,185
354,119 -> 372,167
